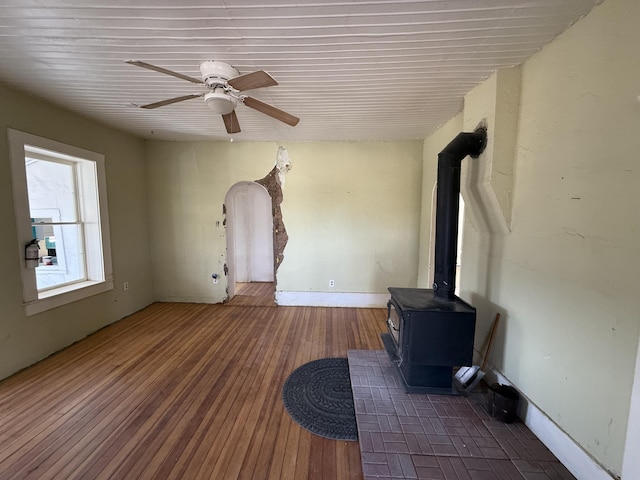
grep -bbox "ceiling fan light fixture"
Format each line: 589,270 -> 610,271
204,91 -> 237,115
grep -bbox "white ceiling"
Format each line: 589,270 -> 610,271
0,0 -> 600,142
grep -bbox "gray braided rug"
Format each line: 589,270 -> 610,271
282,357 -> 357,441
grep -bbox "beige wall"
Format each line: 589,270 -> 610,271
422,0 -> 639,475
145,140 -> 423,302
0,85 -> 154,380
145,141 -> 277,302
278,142 -> 423,294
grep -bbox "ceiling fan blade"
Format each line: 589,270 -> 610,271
222,110 -> 241,134
139,94 -> 203,109
127,60 -> 204,85
228,70 -> 278,91
242,97 -> 300,127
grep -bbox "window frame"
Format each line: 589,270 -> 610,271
8,129 -> 114,316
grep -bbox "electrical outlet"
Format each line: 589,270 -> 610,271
123,282 -> 129,291
329,279 -> 335,288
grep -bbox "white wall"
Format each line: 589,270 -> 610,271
422,0 -> 640,475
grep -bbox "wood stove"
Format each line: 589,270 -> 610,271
382,126 -> 487,394
384,287 -> 476,394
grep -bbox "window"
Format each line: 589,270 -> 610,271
9,129 -> 113,315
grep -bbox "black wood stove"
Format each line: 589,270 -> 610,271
382,126 -> 487,394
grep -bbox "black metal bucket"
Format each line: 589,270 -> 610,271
488,383 -> 519,423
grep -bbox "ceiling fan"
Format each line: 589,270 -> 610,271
126,60 -> 300,134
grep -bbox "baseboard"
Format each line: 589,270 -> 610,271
276,291 -> 388,308
483,365 -> 615,480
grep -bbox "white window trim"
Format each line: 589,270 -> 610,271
8,129 -> 113,316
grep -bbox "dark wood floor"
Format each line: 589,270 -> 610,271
0,302 -> 387,480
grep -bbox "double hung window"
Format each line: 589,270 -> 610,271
9,130 -> 113,315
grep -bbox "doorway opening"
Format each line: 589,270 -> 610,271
224,181 -> 276,306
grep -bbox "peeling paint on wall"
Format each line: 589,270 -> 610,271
255,166 -> 288,271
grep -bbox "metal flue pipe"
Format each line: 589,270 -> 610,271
433,126 -> 487,300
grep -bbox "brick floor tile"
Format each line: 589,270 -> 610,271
363,462 -> 392,477
427,418 -> 449,434
513,459 -> 546,473
473,436 -> 500,448
437,457 -> 473,480
376,401 -> 399,415
445,425 -> 472,436
372,386 -> 393,401
431,443 -> 459,456
371,431 -> 386,452
402,423 -> 427,435
428,434 -> 453,445
413,455 -> 441,467
359,431 -> 374,452
451,436 -> 483,457
358,413 -> 383,423
348,350 -> 576,480
396,399 -> 419,417
453,405 -> 480,419
399,414 -> 423,425
385,441 -> 411,454
461,458 -> 492,470
404,433 -> 434,455
465,419 -> 493,438
388,414 -> 404,433
478,447 -> 508,459
464,459 -> 522,480
415,405 -> 439,418
416,466 -> 446,479
355,398 -> 377,415
541,461 -> 577,480
397,453 -> 418,478
387,453 -> 405,477
434,403 -> 451,417
440,417 -> 464,427
352,385 -> 373,399
361,451 -> 389,464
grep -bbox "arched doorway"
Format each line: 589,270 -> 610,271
225,181 -> 275,304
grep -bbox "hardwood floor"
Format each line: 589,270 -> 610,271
227,282 -> 276,307
0,302 -> 387,480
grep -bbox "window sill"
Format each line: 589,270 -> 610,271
24,279 -> 114,316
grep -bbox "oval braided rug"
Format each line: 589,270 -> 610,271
282,357 -> 358,441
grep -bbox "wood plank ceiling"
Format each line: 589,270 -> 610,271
0,0 -> 600,142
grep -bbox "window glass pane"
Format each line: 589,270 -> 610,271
25,158 -> 77,222
35,224 -> 86,291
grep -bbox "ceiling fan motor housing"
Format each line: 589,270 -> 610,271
200,60 -> 239,87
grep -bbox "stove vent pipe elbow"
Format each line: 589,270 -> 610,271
433,126 -> 487,300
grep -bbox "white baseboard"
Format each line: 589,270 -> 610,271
484,365 -> 615,480
276,291 -> 389,308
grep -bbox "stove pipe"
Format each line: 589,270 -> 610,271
433,126 -> 487,300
